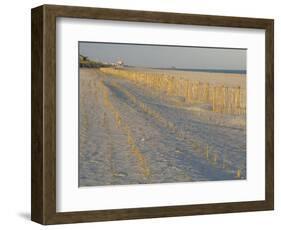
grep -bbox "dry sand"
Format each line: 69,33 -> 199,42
79,69 -> 246,187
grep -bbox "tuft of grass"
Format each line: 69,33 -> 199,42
236,169 -> 241,179
213,153 -> 218,164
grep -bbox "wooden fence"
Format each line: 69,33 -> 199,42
100,68 -> 246,115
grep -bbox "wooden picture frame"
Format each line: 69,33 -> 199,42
31,4 -> 274,225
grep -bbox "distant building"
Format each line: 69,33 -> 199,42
115,59 -> 124,68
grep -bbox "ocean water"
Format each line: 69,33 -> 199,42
151,67 -> 247,74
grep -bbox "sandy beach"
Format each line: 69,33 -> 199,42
79,68 -> 246,186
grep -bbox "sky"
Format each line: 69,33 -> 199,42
79,42 -> 246,70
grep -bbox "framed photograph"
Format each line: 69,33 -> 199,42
31,4 -> 274,225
